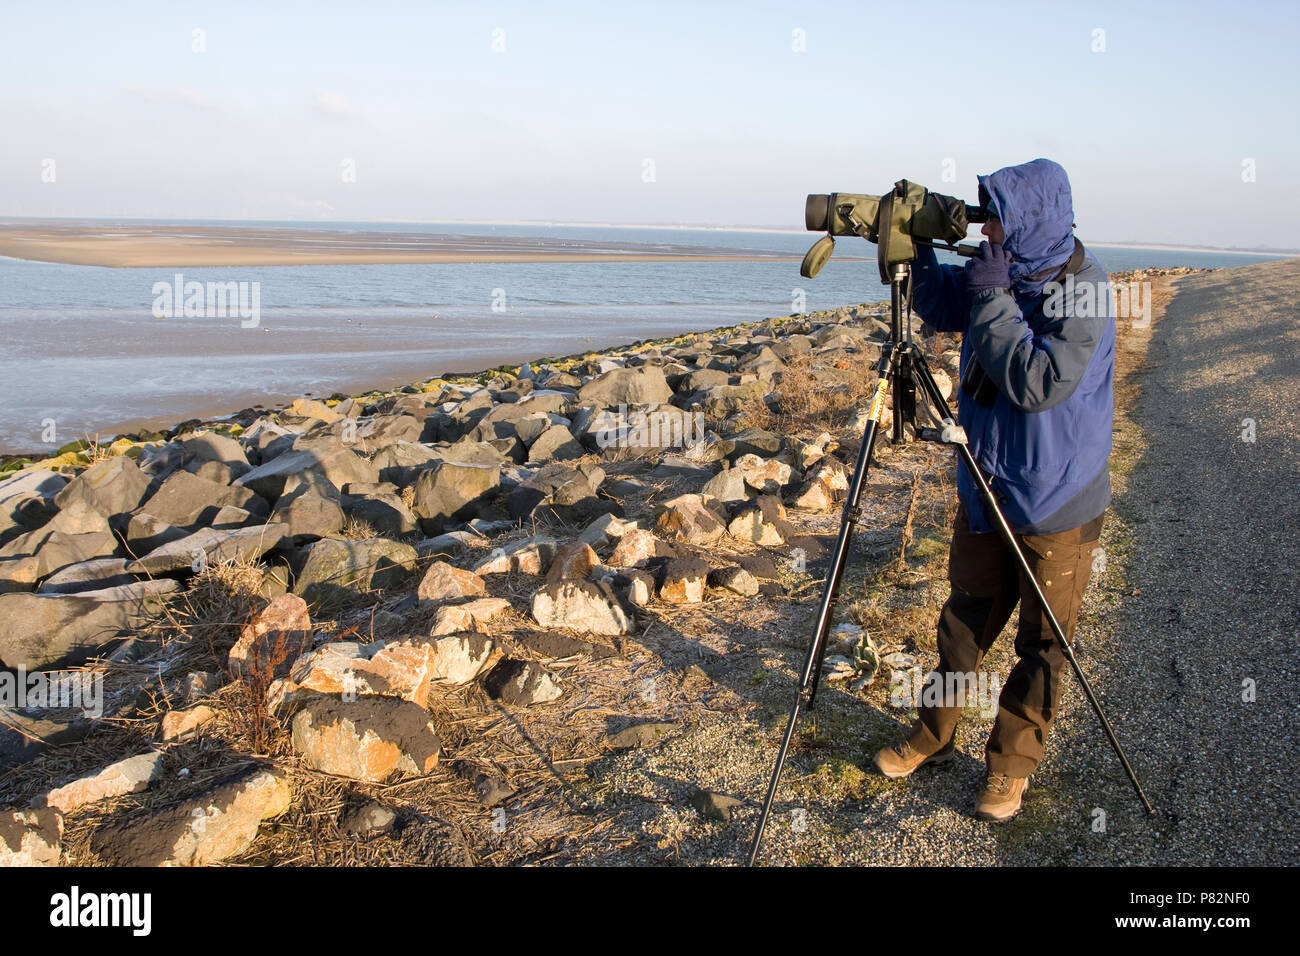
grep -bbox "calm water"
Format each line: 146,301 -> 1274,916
0,220 -> 1291,453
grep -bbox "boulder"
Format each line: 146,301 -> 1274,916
0,580 -> 178,670
544,540 -> 598,583
37,557 -> 134,594
269,491 -> 345,540
228,593 -> 313,682
410,461 -> 501,535
52,457 -> 150,521
90,767 -> 291,866
45,751 -> 165,814
727,496 -> 791,546
138,470 -> 267,528
236,441 -> 378,503
654,494 -> 728,545
429,596 -> 512,636
416,561 -> 488,604
482,659 -> 562,706
125,523 -> 287,576
291,696 -> 441,782
293,537 -> 417,606
531,579 -> 631,635
707,565 -> 760,597
577,366 -> 673,406
472,536 -> 558,575
657,557 -> 709,604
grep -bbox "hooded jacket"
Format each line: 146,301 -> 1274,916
910,158 -> 1115,535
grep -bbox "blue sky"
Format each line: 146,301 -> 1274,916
2,0 -> 1297,247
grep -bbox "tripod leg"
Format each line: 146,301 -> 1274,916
747,367 -> 893,866
907,348 -> 1156,815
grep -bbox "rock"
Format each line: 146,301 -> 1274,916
429,597 -> 512,636
608,528 -> 660,567
470,772 -> 515,808
45,751 -> 165,814
611,569 -> 655,607
52,457 -> 150,521
125,523 -> 286,576
507,462 -> 608,525
36,557 -> 134,594
1,528 -> 117,579
138,470 -> 266,528
544,540 -> 598,583
0,580 -> 178,670
531,579 -> 631,635
472,536 -> 558,575
372,441 -> 443,486
270,634 -> 496,709
416,561 -> 487,604
160,705 -> 216,741
690,789 -> 743,824
269,492 -> 345,540
341,801 -> 396,837
734,454 -> 794,494
211,504 -> 252,528
125,513 -> 189,555
90,767 -> 291,866
411,461 -> 501,534
340,491 -> 419,537
229,593 -> 313,682
291,696 -> 441,782
789,479 -> 834,512
576,512 -> 637,548
708,565 -> 760,596
577,366 -> 673,406
527,424 -> 584,462
482,659 -> 562,706
289,397 -> 342,423
236,442 -> 378,504
657,557 -> 709,604
701,466 -> 748,503
607,722 -> 679,750
293,537 -> 417,606
727,496 -> 791,546
0,808 -> 63,866
180,431 -> 250,470
654,494 -> 727,545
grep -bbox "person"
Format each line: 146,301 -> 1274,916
872,158 -> 1116,822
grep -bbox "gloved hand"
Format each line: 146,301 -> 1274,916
964,241 -> 1012,294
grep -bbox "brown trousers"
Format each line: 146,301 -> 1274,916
910,503 -> 1103,778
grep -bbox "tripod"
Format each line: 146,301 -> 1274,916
746,260 -> 1155,866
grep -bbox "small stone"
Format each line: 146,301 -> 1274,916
544,540 -> 599,583
160,705 -> 216,741
416,561 -> 487,603
45,751 -> 165,814
531,579 -> 631,635
607,722 -> 679,750
482,659 -> 562,706
429,597 -> 512,636
341,801 -> 396,837
707,565 -> 759,596
608,528 -> 659,567
658,557 -> 709,605
690,789 -> 743,824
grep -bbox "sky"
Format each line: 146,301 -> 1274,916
1,0 -> 1298,249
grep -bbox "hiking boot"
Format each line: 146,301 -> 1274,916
872,738 -> 954,779
974,771 -> 1029,822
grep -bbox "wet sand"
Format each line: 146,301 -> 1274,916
0,221 -> 800,267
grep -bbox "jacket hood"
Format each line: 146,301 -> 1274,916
978,158 -> 1075,294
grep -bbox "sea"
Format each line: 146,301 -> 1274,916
0,220 -> 1291,454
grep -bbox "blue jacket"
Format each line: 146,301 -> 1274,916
910,158 -> 1115,536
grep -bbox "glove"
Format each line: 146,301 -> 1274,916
964,241 -> 1012,294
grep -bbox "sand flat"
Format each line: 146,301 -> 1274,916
0,221 -> 799,267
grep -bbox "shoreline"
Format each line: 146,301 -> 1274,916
0,222 -> 804,268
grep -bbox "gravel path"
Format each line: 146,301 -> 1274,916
1099,259 -> 1300,864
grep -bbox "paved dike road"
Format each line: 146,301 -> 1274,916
1108,258 -> 1299,864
